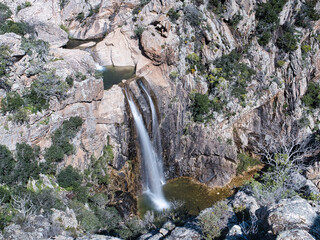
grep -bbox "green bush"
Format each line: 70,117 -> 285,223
301,44 -> 311,54
1,92 -> 24,113
184,6 -> 203,27
57,165 -> 82,190
276,27 -> 298,52
0,45 -> 10,78
134,26 -> 145,39
295,0 -> 320,28
237,153 -> 260,175
229,13 -> 243,28
276,60 -> 286,67
302,82 -> 320,109
45,116 -> 83,162
0,145 -> 15,184
191,93 -> 210,122
0,20 -> 32,36
208,0 -> 226,15
198,201 -> 231,240
0,3 -> 12,22
256,0 -> 288,46
167,8 -> 180,23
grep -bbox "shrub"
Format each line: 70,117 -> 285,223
184,6 -> 203,27
1,92 -> 24,113
208,0 -> 226,14
0,20 -> 32,36
134,25 -> 145,39
59,24 -> 69,33
167,8 -> 180,23
14,143 -> 40,185
198,201 -> 231,240
45,116 -> 83,162
295,0 -> 320,28
302,82 -> 320,109
255,0 -> 288,46
76,12 -> 85,22
276,26 -> 298,52
237,153 -> 260,175
276,60 -> 285,67
0,45 -> 11,78
0,3 -> 12,22
57,165 -> 82,190
0,145 -> 15,184
301,44 -> 311,54
229,13 -> 243,28
191,93 -> 210,122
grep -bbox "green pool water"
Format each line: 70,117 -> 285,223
138,177 -> 231,217
102,66 -> 135,90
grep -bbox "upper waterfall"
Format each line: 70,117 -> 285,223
125,87 -> 170,210
139,81 -> 165,185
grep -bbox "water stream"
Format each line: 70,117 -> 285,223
125,88 -> 170,210
139,81 -> 165,184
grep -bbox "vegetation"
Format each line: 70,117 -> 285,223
301,44 -> 311,54
209,50 -> 255,102
16,2 -> 32,12
208,0 -> 226,15
276,26 -> 298,52
198,201 -> 231,240
191,93 -> 210,122
45,116 -> 83,163
302,82 -> 320,109
134,25 -> 145,39
184,6 -> 203,27
295,0 -> 320,28
229,13 -> 243,29
255,0 -> 288,46
167,8 -> 180,23
57,165 -> 82,190
132,0 -> 151,15
237,153 -> 260,175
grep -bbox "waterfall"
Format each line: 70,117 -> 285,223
139,81 -> 165,185
125,88 -> 170,210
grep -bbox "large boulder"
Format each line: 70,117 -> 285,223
0,33 -> 24,56
93,28 -> 135,67
276,229 -> 316,240
267,197 -> 318,235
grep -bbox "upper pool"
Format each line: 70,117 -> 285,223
101,66 -> 135,90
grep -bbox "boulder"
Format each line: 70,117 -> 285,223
268,196 -> 318,234
140,27 -> 165,65
93,28 -> 135,67
51,208 -> 78,230
232,191 -> 260,216
76,234 -> 122,240
0,33 -> 24,56
276,229 -> 316,240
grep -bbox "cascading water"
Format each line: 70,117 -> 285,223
139,81 -> 165,185
125,88 -> 170,211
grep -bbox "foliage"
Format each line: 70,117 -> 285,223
276,26 -> 298,52
191,93 -> 210,122
134,25 -> 145,39
76,12 -> 85,22
302,82 -> 320,109
59,24 -> 69,33
0,3 -> 12,22
0,45 -> 11,79
229,13 -> 243,28
132,0 -> 151,15
184,6 -> 203,27
17,2 -> 32,12
1,92 -> 24,113
21,38 -> 48,57
0,20 -> 33,36
208,0 -> 226,15
198,201 -> 231,240
14,143 -> 40,185
301,44 -> 311,54
57,165 -> 82,190
295,0 -> 320,28
30,189 -> 65,214
169,71 -> 179,80
209,50 -> 255,101
237,153 -> 260,175
186,53 -> 205,73
45,116 -> 83,162
0,145 -> 15,185
256,0 -> 288,46
276,60 -> 285,67
167,8 -> 180,23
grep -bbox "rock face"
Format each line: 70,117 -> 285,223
268,197 -> 318,235
276,229 -> 316,240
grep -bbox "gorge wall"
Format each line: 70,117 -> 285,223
1,0 -> 320,210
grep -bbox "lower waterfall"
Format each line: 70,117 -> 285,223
125,88 -> 170,210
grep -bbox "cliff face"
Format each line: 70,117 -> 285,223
1,0 -> 320,199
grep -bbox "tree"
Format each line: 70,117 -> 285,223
0,145 -> 14,184
57,165 -> 82,190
